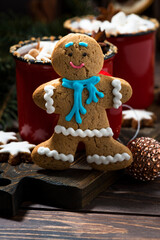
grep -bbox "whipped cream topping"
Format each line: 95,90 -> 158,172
71,12 -> 156,35
18,40 -> 59,62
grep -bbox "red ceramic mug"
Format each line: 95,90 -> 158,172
10,37 -> 122,144
106,30 -> 156,109
64,15 -> 159,109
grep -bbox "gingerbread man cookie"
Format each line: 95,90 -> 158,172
32,33 -> 133,171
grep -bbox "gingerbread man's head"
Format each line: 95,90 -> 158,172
51,34 -> 104,80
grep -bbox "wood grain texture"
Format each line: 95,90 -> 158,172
0,153 -> 120,216
21,175 -> 160,217
0,209 -> 160,239
85,175 -> 160,216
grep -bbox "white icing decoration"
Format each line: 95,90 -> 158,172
122,109 -> 154,121
87,152 -> 130,165
38,147 -> 74,163
112,79 -> 122,109
55,125 -> 113,138
0,131 -> 17,144
70,12 -> 156,35
0,141 -> 35,156
44,85 -> 56,114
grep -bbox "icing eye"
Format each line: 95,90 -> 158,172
68,52 -> 73,57
82,52 -> 87,57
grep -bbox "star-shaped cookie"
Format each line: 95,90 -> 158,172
0,131 -> 18,145
122,109 -> 157,129
0,141 -> 35,165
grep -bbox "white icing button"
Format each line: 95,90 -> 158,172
37,147 -> 74,163
44,85 -> 56,114
54,125 -> 114,138
87,152 -> 130,165
112,79 -> 122,109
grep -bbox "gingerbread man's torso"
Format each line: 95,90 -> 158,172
33,74 -> 132,132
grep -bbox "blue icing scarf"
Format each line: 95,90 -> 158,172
62,76 -> 104,124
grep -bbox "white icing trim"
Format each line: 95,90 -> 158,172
55,125 -> 113,138
112,79 -> 122,109
87,152 -> 130,165
44,85 -> 55,114
38,147 -> 74,163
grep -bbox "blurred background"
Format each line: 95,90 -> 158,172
0,0 -> 160,130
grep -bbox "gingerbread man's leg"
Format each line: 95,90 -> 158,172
31,133 -> 79,170
84,137 -> 133,171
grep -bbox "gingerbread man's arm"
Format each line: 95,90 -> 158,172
97,74 -> 132,109
32,78 -> 72,114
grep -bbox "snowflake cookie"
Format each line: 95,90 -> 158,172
0,131 -> 18,145
0,141 -> 36,165
122,109 -> 157,129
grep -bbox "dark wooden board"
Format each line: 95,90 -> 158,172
0,209 -> 160,239
0,153 -> 120,217
24,175 -> 160,217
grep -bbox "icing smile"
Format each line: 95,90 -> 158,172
70,61 -> 85,69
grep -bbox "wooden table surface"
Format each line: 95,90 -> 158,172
0,175 -> 160,240
0,61 -> 160,240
